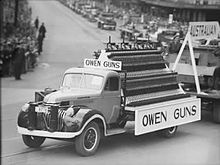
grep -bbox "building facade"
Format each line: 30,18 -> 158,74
139,0 -> 220,22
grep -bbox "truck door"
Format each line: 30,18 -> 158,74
101,76 -> 121,124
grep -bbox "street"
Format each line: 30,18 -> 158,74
1,1 -> 220,165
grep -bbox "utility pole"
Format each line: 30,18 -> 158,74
0,0 -> 3,40
14,0 -> 19,26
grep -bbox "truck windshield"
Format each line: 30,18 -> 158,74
62,73 -> 104,90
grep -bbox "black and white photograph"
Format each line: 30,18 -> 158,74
1,0 -> 220,164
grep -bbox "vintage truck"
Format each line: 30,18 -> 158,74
166,22 -> 220,123
17,41 -> 201,156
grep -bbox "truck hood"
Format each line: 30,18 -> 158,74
43,88 -> 101,103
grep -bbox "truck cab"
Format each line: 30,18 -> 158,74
58,67 -> 122,124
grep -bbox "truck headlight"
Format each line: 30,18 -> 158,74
21,103 -> 30,112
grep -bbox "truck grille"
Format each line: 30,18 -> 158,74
36,109 -> 66,131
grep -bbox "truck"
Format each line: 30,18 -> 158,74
97,12 -> 116,30
17,41 -> 201,156
166,22 -> 220,123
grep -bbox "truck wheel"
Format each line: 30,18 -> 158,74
75,122 -> 101,156
22,135 -> 45,148
213,101 -> 220,123
160,126 -> 178,138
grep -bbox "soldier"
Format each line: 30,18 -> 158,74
168,34 -> 182,54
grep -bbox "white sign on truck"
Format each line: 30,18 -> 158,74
134,97 -> 201,135
189,21 -> 220,40
84,58 -> 122,71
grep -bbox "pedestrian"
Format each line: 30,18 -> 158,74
12,42 -> 25,80
34,16 -> 39,29
37,32 -> 44,55
39,22 -> 46,39
1,43 -> 12,76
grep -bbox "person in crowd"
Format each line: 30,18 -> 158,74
5,22 -> 14,38
1,43 -> 12,76
12,42 -> 25,80
34,16 -> 39,29
39,22 -> 47,39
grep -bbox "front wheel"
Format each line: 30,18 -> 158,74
22,135 -> 46,148
75,122 -> 101,156
160,126 -> 178,138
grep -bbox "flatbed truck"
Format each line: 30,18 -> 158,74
17,41 -> 201,156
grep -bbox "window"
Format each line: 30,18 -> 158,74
62,73 -> 103,90
104,77 -> 119,91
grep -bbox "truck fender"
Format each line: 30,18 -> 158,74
64,108 -> 107,135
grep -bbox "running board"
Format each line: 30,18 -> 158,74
106,128 -> 127,136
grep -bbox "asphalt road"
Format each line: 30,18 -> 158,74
1,1 -> 220,165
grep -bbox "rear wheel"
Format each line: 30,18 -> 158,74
160,126 -> 178,138
22,135 -> 45,148
75,122 -> 101,156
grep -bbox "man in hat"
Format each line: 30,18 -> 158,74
39,22 -> 46,39
2,42 -> 12,76
168,33 -> 182,54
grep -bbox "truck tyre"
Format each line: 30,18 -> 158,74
22,135 -> 45,148
160,126 -> 178,138
213,101 -> 220,123
75,122 -> 101,156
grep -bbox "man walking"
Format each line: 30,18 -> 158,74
39,22 -> 46,39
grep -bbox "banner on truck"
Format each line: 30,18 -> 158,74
84,58 -> 122,71
189,21 -> 220,40
135,97 -> 201,135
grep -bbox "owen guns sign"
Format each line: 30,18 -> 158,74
135,97 -> 201,135
84,58 -> 122,71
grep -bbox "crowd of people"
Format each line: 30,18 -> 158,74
1,2 -> 47,80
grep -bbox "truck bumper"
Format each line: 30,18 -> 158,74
17,126 -> 80,139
